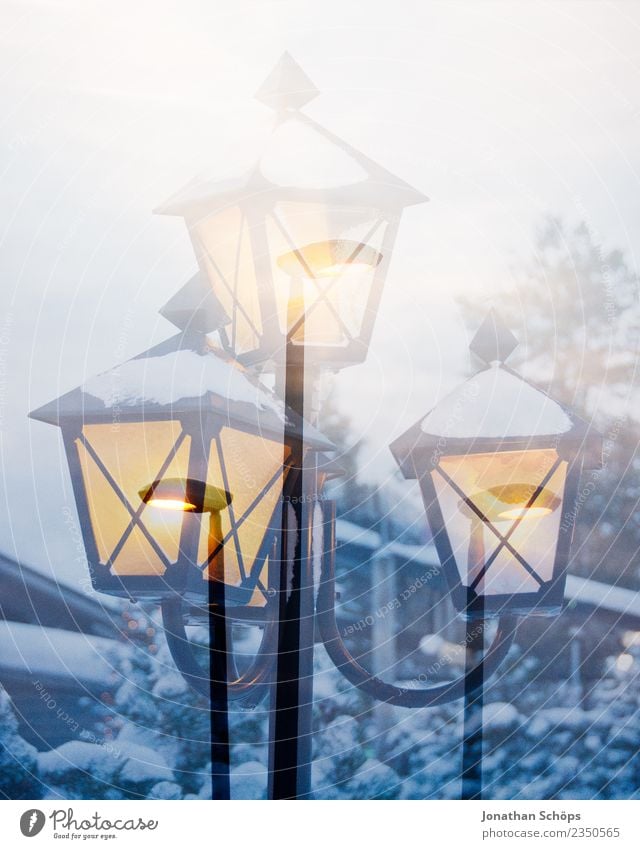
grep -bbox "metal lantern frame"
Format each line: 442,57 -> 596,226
391,409 -> 589,619
26,55 -> 607,803
154,56 -> 427,370
389,349 -> 602,620
29,329 -> 333,609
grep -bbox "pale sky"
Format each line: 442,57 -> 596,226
1,0 -> 640,582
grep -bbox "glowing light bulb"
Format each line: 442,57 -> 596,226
497,505 -> 553,521
463,483 -> 561,523
145,497 -> 196,512
314,260 -> 375,278
139,477 -> 232,514
277,240 -> 382,279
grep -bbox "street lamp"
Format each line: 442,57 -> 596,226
389,310 -> 601,619
316,310 -> 600,800
28,327 -> 332,653
153,52 -> 429,801
27,55 -> 604,803
154,52 -> 426,369
318,310 -> 600,692
29,329 -> 335,606
29,324 -> 335,798
386,310 -> 601,798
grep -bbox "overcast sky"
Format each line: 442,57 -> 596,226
1,0 -> 639,583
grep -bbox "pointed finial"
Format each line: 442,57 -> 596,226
160,273 -> 230,333
469,309 -> 518,364
254,52 -> 320,111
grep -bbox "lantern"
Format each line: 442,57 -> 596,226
390,312 -> 602,619
154,53 -> 427,368
29,329 -> 333,610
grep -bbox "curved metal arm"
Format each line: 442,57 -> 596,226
161,598 -> 277,709
316,501 -> 518,708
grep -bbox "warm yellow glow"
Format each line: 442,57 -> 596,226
313,261 -> 375,279
139,477 -> 232,514
145,497 -> 196,512
277,240 -> 382,279
465,483 -> 561,523
497,506 -> 554,521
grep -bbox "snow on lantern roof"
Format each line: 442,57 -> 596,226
390,312 -> 602,477
29,330 -> 334,451
419,363 -> 573,440
154,56 -> 427,215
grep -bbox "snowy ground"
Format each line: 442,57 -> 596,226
2,621 -> 640,800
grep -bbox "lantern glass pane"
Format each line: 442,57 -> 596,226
197,427 -> 287,606
266,202 -> 387,347
431,449 -> 567,596
191,206 -> 262,355
78,421 -> 192,576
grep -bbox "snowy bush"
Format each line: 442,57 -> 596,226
0,686 -> 40,799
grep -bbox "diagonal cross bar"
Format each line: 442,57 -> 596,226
468,456 -> 563,591
434,462 -> 558,589
271,213 -> 384,344
201,456 -> 291,583
194,231 -> 263,344
104,430 -> 189,569
212,432 -> 248,581
79,433 -> 174,572
231,211 -> 248,350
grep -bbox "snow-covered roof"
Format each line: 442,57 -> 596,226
336,518 -> 438,567
420,364 -> 573,439
83,348 -> 281,415
155,110 -> 427,215
337,520 -> 640,621
0,621 -> 125,689
565,575 -> 640,620
29,331 -> 334,451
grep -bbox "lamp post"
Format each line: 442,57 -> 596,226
29,326 -> 333,798
28,57 -> 602,803
154,52 -> 428,799
388,309 -> 602,797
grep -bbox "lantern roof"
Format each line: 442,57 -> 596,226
29,330 -> 334,451
154,55 -> 427,215
420,363 -> 573,440
390,362 -> 602,474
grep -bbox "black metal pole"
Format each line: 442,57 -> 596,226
267,335 -> 317,799
461,601 -> 484,800
209,576 -> 231,799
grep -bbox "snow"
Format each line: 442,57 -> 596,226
83,348 -> 285,419
420,364 -> 572,438
565,574 -> 640,619
0,621 -> 123,687
117,742 -> 174,785
349,759 -> 401,800
260,118 -> 369,188
38,741 -> 121,784
154,109 -> 426,215
335,518 -> 380,550
335,518 -> 438,565
481,702 -> 522,732
38,739 -> 174,788
230,760 -> 266,801
418,633 -> 446,656
147,781 -> 182,800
